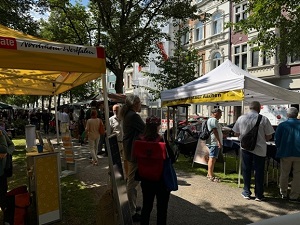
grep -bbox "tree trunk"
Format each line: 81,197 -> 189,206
114,69 -> 125,94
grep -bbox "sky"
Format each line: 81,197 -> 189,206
31,0 -> 88,21
70,0 -> 89,6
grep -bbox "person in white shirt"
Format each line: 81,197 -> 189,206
232,101 -> 274,202
60,108 -> 70,134
109,104 -> 123,157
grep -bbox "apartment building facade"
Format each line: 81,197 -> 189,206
111,0 -> 300,123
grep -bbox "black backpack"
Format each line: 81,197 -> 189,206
199,120 -> 212,140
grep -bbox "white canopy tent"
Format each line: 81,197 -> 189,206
161,59 -> 300,107
161,59 -> 300,186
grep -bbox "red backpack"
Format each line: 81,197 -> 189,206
133,137 -> 166,181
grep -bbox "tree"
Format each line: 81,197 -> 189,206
91,0 -> 202,93
144,23 -> 202,100
38,0 -> 202,93
39,1 -> 99,104
0,0 -> 39,35
227,0 -> 300,62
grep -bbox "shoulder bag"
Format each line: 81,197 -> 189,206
241,115 -> 262,151
98,119 -> 105,135
163,137 -> 178,191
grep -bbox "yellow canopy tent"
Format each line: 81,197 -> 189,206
0,24 -> 106,95
0,24 -> 107,144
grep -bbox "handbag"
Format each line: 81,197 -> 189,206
98,119 -> 105,135
163,143 -> 178,191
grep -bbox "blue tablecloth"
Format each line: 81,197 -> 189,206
223,139 -> 240,155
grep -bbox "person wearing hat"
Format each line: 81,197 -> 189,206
206,108 -> 223,182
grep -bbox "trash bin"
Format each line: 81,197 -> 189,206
25,125 -> 36,149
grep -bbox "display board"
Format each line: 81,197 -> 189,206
27,152 -> 61,224
192,139 -> 209,166
260,104 -> 288,125
108,134 -> 133,225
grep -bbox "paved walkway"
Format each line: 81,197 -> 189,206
61,139 -> 300,225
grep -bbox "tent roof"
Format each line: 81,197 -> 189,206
161,59 -> 300,106
0,24 -> 106,95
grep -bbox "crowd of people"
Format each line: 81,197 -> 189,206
1,96 -> 300,225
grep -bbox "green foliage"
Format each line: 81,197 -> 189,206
144,25 -> 202,100
0,95 -> 36,108
39,1 -> 91,45
39,0 -> 200,93
13,118 -> 28,136
0,0 -> 39,35
2,0 -> 203,96
227,0 -> 300,62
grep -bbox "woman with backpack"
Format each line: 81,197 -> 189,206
134,116 -> 175,225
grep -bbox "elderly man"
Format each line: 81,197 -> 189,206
275,107 -> 300,202
109,104 -> 124,158
232,101 -> 274,202
120,94 -> 145,222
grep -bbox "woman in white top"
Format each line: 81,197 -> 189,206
85,109 -> 104,166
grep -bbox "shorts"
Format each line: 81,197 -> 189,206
209,146 -> 220,158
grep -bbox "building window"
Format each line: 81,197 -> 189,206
262,51 -> 271,65
235,3 -> 247,22
195,22 -> 203,41
197,59 -> 203,76
212,12 -> 222,35
127,73 -> 132,89
234,44 -> 247,70
212,52 -> 222,69
291,53 -> 300,63
181,31 -> 189,45
109,82 -> 115,89
251,50 -> 259,67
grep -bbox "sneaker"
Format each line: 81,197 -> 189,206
280,194 -> 288,200
241,193 -> 250,200
132,213 -> 141,222
255,197 -> 264,202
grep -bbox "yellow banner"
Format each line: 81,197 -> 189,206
162,90 -> 244,107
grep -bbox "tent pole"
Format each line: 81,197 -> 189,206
102,75 -> 110,135
238,100 -> 244,187
54,95 -> 60,145
167,107 -> 170,141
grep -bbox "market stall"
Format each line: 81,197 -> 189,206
161,59 -> 300,186
0,24 -> 107,224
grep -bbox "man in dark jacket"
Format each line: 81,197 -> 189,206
120,94 -> 145,222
